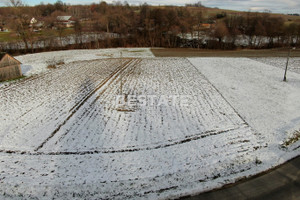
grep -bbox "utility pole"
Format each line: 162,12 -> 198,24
120,52 -> 123,95
283,47 -> 295,82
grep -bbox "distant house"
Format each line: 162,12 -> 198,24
0,53 -> 22,81
29,17 -> 44,32
30,17 -> 37,24
56,16 -> 75,28
0,24 -> 7,32
0,27 -> 8,32
201,23 -> 212,29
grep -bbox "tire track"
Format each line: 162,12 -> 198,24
34,59 -> 135,152
1,125 -> 243,155
40,59 -> 141,150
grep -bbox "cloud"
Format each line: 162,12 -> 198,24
201,0 -> 300,13
250,7 -> 267,11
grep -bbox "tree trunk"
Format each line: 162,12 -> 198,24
106,23 -> 109,33
21,36 -> 29,52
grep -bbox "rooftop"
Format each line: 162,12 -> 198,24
0,52 -> 7,61
57,16 -> 72,21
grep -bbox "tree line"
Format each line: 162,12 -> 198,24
0,0 -> 300,54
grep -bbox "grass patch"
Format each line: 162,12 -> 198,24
0,28 -> 75,43
56,61 -> 65,65
47,64 -> 57,69
0,75 -> 26,83
46,59 -> 65,69
0,32 -> 19,42
255,157 -> 262,165
40,28 -> 75,38
282,130 -> 300,147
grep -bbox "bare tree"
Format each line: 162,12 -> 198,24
212,22 -> 229,43
6,0 -> 23,7
74,20 -> 83,45
7,0 -> 33,52
254,21 -> 266,47
225,15 -> 242,45
195,11 -> 203,42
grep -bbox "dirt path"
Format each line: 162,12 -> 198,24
151,48 -> 300,57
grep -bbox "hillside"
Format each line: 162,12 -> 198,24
0,2 -> 300,53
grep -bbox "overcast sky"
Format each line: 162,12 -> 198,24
1,0 -> 300,14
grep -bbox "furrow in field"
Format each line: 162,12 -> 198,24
40,58 -> 255,153
0,59 -> 125,151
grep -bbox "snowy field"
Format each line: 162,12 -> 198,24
189,58 -> 300,163
252,57 -> 300,74
15,48 -> 154,76
0,52 -> 300,199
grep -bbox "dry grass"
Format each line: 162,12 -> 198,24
283,130 -> 300,147
56,61 -> 65,65
46,59 -> 65,69
47,64 -> 57,69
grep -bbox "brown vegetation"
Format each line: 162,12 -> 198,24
0,0 -> 300,54
151,48 -> 300,57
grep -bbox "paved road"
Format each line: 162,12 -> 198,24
182,156 -> 300,200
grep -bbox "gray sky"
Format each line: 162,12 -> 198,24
1,0 -> 300,14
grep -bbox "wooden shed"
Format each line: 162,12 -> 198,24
0,53 -> 22,81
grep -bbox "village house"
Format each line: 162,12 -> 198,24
201,23 -> 212,29
0,53 -> 22,81
0,23 -> 8,32
56,16 -> 75,28
29,17 -> 44,32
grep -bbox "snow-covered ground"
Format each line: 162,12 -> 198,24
16,48 -> 154,76
0,53 -> 299,199
252,57 -> 300,74
189,57 -> 300,160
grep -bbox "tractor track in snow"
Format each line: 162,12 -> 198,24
0,125 -> 245,155
34,59 -> 137,152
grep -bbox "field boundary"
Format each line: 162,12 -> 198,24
151,48 -> 300,57
0,125 -> 244,156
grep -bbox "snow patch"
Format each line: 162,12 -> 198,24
16,48 -> 154,76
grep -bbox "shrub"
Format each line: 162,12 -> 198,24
46,58 -> 65,69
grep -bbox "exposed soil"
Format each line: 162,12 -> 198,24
151,48 -> 300,57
